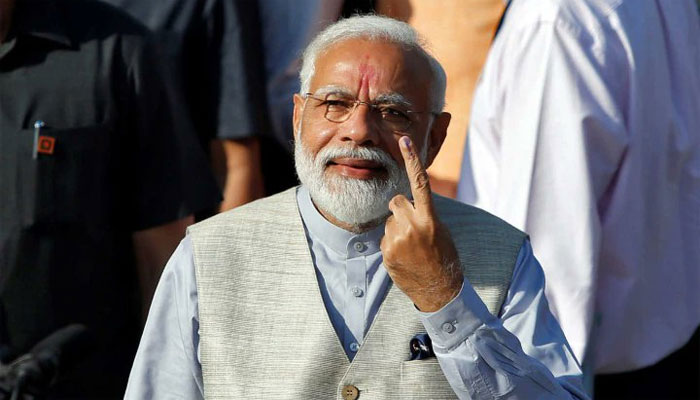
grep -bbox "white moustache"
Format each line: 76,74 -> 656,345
315,146 -> 396,171
295,139 -> 412,228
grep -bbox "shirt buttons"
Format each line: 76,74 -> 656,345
349,342 -> 360,352
350,286 -> 364,297
353,242 -> 366,252
441,322 -> 456,334
342,385 -> 359,400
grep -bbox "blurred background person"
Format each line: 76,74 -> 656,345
104,0 -> 355,201
375,0 -> 506,198
458,0 -> 700,398
253,0 -> 344,195
0,0 -> 220,397
101,0 -> 265,212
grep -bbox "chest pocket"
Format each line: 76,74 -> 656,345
400,359 -> 457,399
13,124 -> 117,228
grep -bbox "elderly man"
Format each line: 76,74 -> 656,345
126,16 -> 587,399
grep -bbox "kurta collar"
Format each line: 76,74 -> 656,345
297,186 -> 384,256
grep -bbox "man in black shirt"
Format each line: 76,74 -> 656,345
0,0 -> 220,397
102,0 -> 266,212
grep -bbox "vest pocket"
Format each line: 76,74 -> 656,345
399,359 -> 457,399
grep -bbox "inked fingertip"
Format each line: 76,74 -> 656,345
400,135 -> 412,150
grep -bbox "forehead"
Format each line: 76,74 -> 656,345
310,38 -> 432,104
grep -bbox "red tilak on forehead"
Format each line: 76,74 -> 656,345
357,58 -> 378,97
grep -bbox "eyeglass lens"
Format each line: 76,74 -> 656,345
310,93 -> 413,132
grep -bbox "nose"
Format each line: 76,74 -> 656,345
339,102 -> 381,146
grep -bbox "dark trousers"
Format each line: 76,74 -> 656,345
595,328 -> 700,400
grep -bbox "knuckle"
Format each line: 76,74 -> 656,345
389,196 -> 401,209
405,221 -> 417,234
392,195 -> 409,209
405,227 -> 421,243
424,219 -> 437,234
413,171 -> 430,191
382,246 -> 396,263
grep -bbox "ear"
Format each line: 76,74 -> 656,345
423,112 -> 451,169
292,93 -> 306,140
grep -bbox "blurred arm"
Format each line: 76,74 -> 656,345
210,137 -> 264,211
132,216 -> 193,319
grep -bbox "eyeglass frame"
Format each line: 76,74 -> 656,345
302,91 -> 439,133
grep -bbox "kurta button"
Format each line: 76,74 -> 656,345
353,242 -> 366,252
342,384 -> 359,400
351,286 -> 364,297
349,342 -> 360,352
441,322 -> 456,333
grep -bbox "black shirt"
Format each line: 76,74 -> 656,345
100,0 -> 267,147
101,0 -> 295,202
0,0 -> 220,397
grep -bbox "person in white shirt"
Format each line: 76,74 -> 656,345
458,0 -> 700,397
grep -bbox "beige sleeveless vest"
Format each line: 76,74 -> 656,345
188,187 -> 526,399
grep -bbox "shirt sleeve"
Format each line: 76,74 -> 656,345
457,15 -> 628,362
123,34 -> 221,231
124,235 -> 203,399
197,0 -> 267,141
418,239 -> 589,400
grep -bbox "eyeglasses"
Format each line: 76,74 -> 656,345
303,92 -> 435,133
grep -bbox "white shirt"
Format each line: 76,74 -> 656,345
458,0 -> 700,373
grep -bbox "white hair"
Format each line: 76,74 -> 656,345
299,15 -> 446,112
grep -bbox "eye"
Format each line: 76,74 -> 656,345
324,99 -> 351,108
324,98 -> 354,114
379,106 -> 410,123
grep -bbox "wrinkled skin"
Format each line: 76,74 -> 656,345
381,136 -> 463,312
292,39 -> 462,312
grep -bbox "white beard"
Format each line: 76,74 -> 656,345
294,139 -> 415,228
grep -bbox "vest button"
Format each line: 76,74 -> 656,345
342,384 -> 359,400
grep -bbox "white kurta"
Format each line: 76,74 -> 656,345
458,0 -> 700,373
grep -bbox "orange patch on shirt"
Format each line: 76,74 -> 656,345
37,136 -> 55,155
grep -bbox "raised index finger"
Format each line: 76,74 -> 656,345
399,136 -> 434,212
